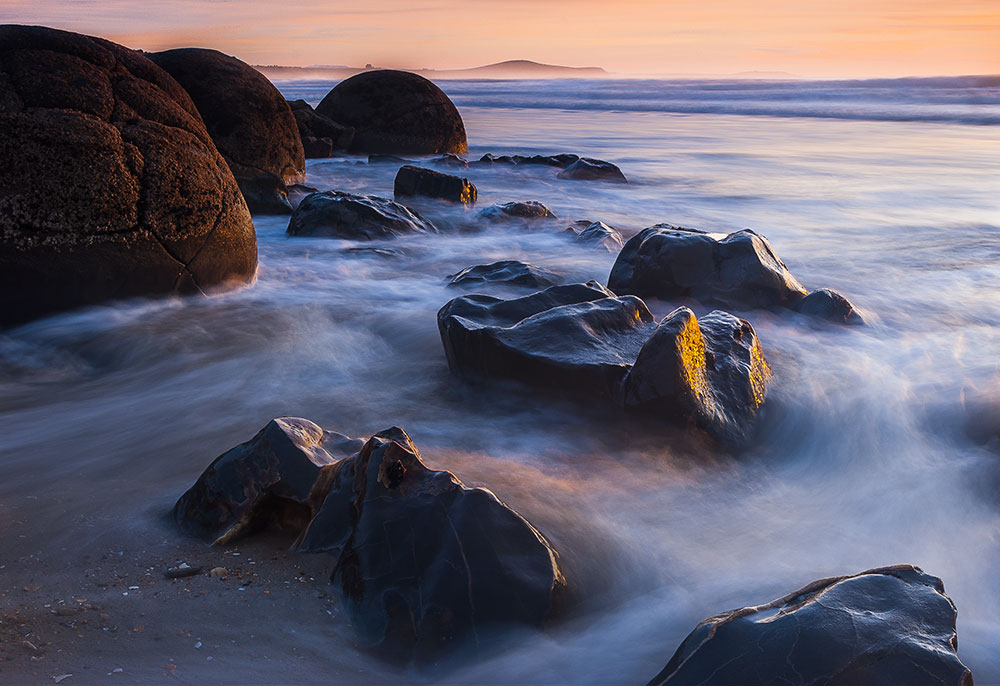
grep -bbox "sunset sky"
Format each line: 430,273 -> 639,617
2,0 -> 998,77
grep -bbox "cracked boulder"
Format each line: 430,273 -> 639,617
298,427 -> 566,660
438,282 -> 770,440
150,48 -> 305,214
647,565 -> 973,686
316,70 -> 467,155
609,225 -> 864,324
394,165 -> 477,206
565,220 -> 625,252
0,25 -> 257,327
447,260 -> 563,289
286,190 -> 438,240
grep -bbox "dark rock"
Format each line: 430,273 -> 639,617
316,70 -> 467,155
432,153 -> 469,169
565,220 -> 625,252
647,565 -> 973,686
238,172 -> 292,215
796,287 -> 865,325
474,153 -> 518,165
368,154 -> 412,164
287,191 -> 437,240
512,153 -> 580,168
287,99 -> 354,150
0,26 -> 257,326
393,165 -> 477,206
479,201 -> 557,223
302,136 -> 334,159
448,261 -> 563,289
286,183 -> 318,209
438,283 -> 769,440
298,427 -> 565,659
173,417 -> 363,544
341,246 -> 407,259
557,157 -> 627,183
149,48 -> 305,214
164,565 -> 203,579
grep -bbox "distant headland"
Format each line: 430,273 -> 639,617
255,59 -> 609,80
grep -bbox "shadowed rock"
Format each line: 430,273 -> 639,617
173,418 -> 363,544
512,153 -> 580,168
287,99 -> 354,152
474,153 -> 518,165
448,260 -> 563,289
394,165 -> 477,206
565,220 -> 625,251
609,225 -> 864,323
479,201 -> 557,223
149,48 -> 304,214
316,70 -> 467,155
647,565 -> 973,686
557,158 -> 627,183
287,191 -> 437,240
0,26 -> 257,326
438,282 -> 769,440
302,136 -> 334,158
368,154 -> 413,165
432,153 -> 469,169
298,427 -> 566,660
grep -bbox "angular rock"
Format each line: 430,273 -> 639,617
479,201 -> 557,223
287,99 -> 354,151
316,70 -> 468,155
173,417 -> 363,544
557,157 -> 627,183
287,191 -> 437,240
796,287 -> 865,325
647,565 -> 973,686
149,48 -> 304,214
565,220 -> 625,252
448,261 -> 563,289
394,165 -> 477,206
0,26 -> 257,326
302,136 -> 334,159
286,183 -> 318,210
298,427 -> 565,659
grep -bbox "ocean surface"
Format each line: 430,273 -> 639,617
1,77 -> 998,683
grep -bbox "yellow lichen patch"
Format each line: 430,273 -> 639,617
675,314 -> 713,407
748,338 -> 771,409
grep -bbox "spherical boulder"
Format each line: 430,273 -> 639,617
0,25 -> 257,326
150,48 -> 305,213
316,70 -> 468,155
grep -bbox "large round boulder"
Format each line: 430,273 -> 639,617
316,70 -> 467,155
149,48 -> 305,214
0,25 -> 257,327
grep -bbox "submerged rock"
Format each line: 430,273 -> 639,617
565,220 -> 625,252
647,565 -> 973,686
316,70 -> 467,155
448,260 -> 563,289
479,201 -> 558,223
299,427 -> 565,659
0,26 -> 257,326
438,282 -> 769,441
368,154 -> 413,165
287,99 -> 354,152
394,165 -> 477,206
287,191 -> 437,240
557,158 -> 627,183
432,153 -> 469,169
512,153 -> 580,168
609,225 -> 863,323
474,153 -> 518,166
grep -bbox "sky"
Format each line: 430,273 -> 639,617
2,0 -> 998,78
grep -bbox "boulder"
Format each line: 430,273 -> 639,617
394,165 -> 477,206
565,220 -> 625,252
287,191 -> 437,240
512,153 -> 580,168
149,48 -> 304,214
0,26 -> 257,326
557,157 -> 627,183
174,417 -> 363,544
474,153 -> 518,166
238,172 -> 294,214
438,283 -> 769,440
647,565 -> 973,686
479,201 -> 557,223
448,261 -> 563,289
609,225 -> 863,323
316,70 -> 467,155
302,136 -> 334,159
298,427 -> 565,659
287,99 -> 354,151
432,153 -> 469,169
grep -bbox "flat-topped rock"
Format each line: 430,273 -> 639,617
565,220 -> 625,251
394,165 -> 477,205
647,565 -> 973,686
479,201 -> 558,223
448,260 -> 563,289
287,191 -> 437,240
557,157 -> 627,183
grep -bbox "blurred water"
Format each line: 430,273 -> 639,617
1,78 -> 998,683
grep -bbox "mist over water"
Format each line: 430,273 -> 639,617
1,78 -> 998,683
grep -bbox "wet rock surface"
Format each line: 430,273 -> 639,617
479,201 -> 558,223
287,191 -> 438,240
609,225 -> 863,323
438,282 -> 769,440
557,157 -> 627,183
394,165 -> 477,205
647,565 -> 974,686
287,98 -> 354,152
316,70 -> 468,155
565,220 -> 625,251
0,26 -> 257,326
447,260 -> 563,289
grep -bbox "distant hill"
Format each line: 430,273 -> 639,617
255,60 -> 608,81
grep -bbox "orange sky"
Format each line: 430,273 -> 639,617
2,0 -> 998,77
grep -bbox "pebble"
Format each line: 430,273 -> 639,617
209,567 -> 227,578
165,565 -> 203,579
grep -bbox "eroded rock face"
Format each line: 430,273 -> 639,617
448,260 -> 563,289
299,427 -> 565,659
316,70 -> 467,155
479,201 -> 557,223
647,565 -> 973,686
565,220 -> 625,252
0,26 -> 257,326
394,165 -> 477,206
173,418 -> 363,544
557,158 -> 627,183
609,225 -> 864,323
438,282 -> 769,440
287,191 -> 437,240
287,99 -> 354,152
149,48 -> 304,214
